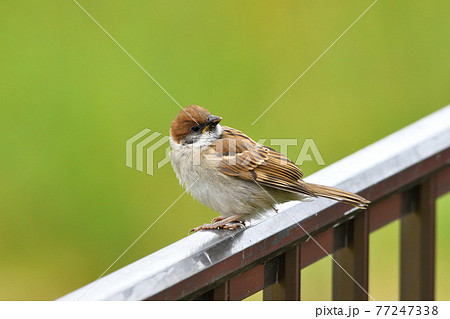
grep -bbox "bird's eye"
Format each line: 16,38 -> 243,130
190,126 -> 200,132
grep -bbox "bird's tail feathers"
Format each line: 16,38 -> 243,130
307,183 -> 370,209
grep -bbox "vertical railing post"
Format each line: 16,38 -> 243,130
332,210 -> 370,300
263,245 -> 301,300
400,179 -> 436,300
213,281 -> 230,300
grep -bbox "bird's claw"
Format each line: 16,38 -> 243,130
189,220 -> 246,234
221,221 -> 246,230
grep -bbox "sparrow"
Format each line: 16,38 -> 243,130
169,105 -> 370,233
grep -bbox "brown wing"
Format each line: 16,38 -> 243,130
213,126 -> 315,197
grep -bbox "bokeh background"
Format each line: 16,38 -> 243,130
0,0 -> 449,300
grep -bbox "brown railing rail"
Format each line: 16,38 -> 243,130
59,105 -> 450,301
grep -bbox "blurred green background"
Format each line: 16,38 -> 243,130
0,0 -> 449,300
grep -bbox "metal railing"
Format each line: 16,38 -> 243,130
59,105 -> 450,301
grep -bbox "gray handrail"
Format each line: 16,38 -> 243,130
59,105 -> 450,301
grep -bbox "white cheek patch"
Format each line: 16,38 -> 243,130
215,124 -> 223,137
169,136 -> 181,150
198,132 -> 214,145
174,124 -> 222,148
191,124 -> 222,147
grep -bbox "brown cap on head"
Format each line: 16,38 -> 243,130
170,105 -> 212,143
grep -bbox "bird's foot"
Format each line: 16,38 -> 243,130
221,220 -> 246,230
189,214 -> 245,234
211,216 -> 226,223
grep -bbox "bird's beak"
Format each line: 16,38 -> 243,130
202,115 -> 222,132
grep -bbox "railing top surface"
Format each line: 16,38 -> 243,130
59,105 -> 450,301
